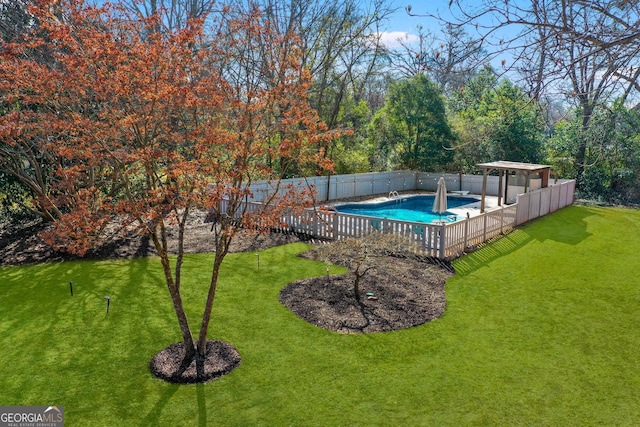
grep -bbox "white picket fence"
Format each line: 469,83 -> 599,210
515,180 -> 576,225
227,172 -> 575,260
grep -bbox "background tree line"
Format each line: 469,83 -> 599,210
2,0 -> 640,225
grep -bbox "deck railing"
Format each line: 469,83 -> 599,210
222,178 -> 575,260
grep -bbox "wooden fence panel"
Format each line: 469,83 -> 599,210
388,173 -> 410,193
567,180 -> 576,206
516,192 -> 530,225
372,176 -> 390,195
336,176 -> 357,200
550,185 -> 560,212
559,181 -> 572,208
528,191 -> 541,221
443,220 -> 471,259
464,215 -> 489,248
305,176 -> 327,201
539,187 -> 551,216
355,176 -> 374,197
568,180 -> 576,205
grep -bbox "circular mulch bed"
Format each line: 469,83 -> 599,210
279,234 -> 453,334
279,265 -> 448,334
150,340 -> 241,384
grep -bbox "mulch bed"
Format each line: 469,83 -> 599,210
0,213 -> 302,266
279,263 -> 448,334
149,340 -> 241,384
281,235 -> 453,333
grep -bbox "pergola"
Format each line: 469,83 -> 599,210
477,161 -> 552,213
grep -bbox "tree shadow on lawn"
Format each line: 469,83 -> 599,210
453,205 -> 595,276
527,205 -> 595,245
140,384 -> 179,427
140,381 -> 208,427
0,260 -> 128,340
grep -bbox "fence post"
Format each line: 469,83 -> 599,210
464,212 -> 470,252
438,224 -> 446,259
332,213 -> 339,241
421,225 -> 428,254
483,211 -> 488,243
312,211 -> 318,236
500,206 -> 504,234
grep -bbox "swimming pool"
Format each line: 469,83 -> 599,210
334,195 -> 479,224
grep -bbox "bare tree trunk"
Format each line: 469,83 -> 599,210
158,252 -> 197,358
197,228 -> 231,358
353,262 -> 375,302
575,102 -> 593,188
150,223 -> 197,360
197,252 -> 223,358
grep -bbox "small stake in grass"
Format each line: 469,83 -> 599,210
255,253 -> 260,270
69,280 -> 73,296
104,296 -> 110,314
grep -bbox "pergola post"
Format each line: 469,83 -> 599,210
504,171 -> 510,202
541,168 -> 550,187
497,168 -> 504,207
480,167 -> 490,213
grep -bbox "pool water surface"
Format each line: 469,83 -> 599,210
334,195 -> 479,224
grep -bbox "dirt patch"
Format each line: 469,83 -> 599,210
0,212 -> 303,266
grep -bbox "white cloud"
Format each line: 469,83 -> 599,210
378,31 -> 420,48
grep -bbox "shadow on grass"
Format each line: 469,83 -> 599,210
141,364 -> 208,427
197,384 -> 207,427
453,206 -> 597,276
453,229 -> 532,276
140,384 -> 179,427
0,261 -> 116,339
525,205 -> 596,245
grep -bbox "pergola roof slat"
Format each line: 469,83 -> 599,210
477,161 -> 552,173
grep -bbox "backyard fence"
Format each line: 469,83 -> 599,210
229,172 -> 575,260
248,171 -> 505,203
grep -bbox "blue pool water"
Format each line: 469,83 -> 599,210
334,195 -> 479,224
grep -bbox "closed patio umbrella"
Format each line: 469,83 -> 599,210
432,177 -> 448,220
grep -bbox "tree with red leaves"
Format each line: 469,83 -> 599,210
0,0 -> 334,382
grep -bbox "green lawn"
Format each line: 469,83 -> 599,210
1,205 -> 639,426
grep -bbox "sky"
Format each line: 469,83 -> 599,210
84,0 -> 469,48
83,0 -> 510,54
381,0 -> 524,73
380,0 -> 456,48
